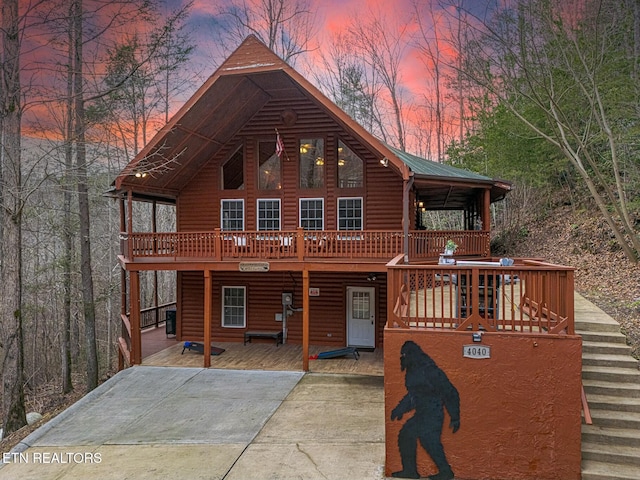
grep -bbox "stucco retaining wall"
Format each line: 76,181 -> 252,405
384,328 -> 582,480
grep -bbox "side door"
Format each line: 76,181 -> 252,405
346,286 -> 376,348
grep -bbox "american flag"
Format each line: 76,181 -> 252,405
275,131 -> 285,158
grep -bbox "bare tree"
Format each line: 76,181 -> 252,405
348,5 -> 411,151
312,32 -> 383,138
214,0 -> 318,65
99,3 -> 195,157
414,1 -> 446,161
1,0 -> 27,435
70,0 -> 99,392
62,0 -> 75,394
456,0 -> 640,262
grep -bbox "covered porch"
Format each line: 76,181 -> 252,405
139,325 -> 384,375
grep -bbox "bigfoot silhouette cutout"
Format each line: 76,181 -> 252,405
391,341 -> 460,480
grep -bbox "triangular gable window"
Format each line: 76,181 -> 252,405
222,145 -> 244,190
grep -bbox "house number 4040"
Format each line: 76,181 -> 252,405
463,345 -> 491,359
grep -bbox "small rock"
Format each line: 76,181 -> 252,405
26,412 -> 43,425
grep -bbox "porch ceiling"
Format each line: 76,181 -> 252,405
413,180 -> 509,210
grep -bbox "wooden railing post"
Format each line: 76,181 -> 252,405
214,228 -> 222,261
566,270 -> 575,334
297,227 -> 304,261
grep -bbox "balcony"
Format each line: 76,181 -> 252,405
119,228 -> 491,262
386,257 -> 575,334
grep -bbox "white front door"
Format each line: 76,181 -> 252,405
347,287 -> 376,348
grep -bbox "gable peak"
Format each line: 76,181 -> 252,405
218,35 -> 288,74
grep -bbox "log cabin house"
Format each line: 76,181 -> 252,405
115,36 -> 510,364
112,35 -> 511,369
113,35 -> 583,479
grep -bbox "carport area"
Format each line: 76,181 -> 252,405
0,366 -> 385,480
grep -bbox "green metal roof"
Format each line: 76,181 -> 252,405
385,144 -> 493,182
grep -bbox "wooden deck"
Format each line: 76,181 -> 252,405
141,326 -> 383,376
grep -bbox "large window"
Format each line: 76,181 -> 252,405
338,197 -> 363,230
257,199 -> 281,231
221,199 -> 244,231
337,141 -> 363,188
258,140 -> 282,190
222,145 -> 244,190
222,286 -> 246,328
300,198 -> 324,230
299,138 -> 324,189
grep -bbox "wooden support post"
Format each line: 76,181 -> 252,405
127,190 -> 134,260
121,269 -> 127,319
402,176 -> 414,263
152,201 -> 159,327
130,270 -> 142,365
302,269 -> 310,371
483,188 -> 491,228
203,270 -> 212,367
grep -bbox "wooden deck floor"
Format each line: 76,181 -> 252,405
141,327 -> 384,376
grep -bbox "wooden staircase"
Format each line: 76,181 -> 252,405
576,293 -> 640,480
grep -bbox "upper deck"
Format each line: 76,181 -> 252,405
119,228 -> 490,265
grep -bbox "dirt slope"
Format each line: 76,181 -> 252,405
508,205 -> 640,356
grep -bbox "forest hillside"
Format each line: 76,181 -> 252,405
508,204 -> 640,357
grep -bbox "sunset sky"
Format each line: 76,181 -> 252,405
181,0 -> 441,95
18,0 -> 483,156
168,0 -> 470,155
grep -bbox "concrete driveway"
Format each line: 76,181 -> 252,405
0,366 -> 386,480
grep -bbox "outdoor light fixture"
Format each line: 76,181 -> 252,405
380,157 -> 389,167
367,273 -> 377,282
472,332 -> 483,343
134,172 -> 148,178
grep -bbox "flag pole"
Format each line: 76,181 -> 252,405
275,128 -> 290,162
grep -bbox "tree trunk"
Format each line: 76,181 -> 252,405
73,0 -> 98,392
62,0 -> 75,394
1,0 -> 27,436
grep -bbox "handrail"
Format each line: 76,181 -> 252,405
140,301 -> 177,329
386,259 -> 575,335
409,230 -> 490,258
120,230 -> 491,261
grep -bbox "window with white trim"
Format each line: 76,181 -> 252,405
257,199 -> 281,231
338,197 -> 363,230
300,198 -> 324,230
221,199 -> 244,231
222,286 -> 246,328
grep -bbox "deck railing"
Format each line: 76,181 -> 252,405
140,301 -> 177,329
120,229 -> 490,261
386,257 -> 575,334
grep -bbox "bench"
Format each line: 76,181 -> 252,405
243,330 -> 283,346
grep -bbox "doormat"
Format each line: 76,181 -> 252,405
356,347 -> 375,353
